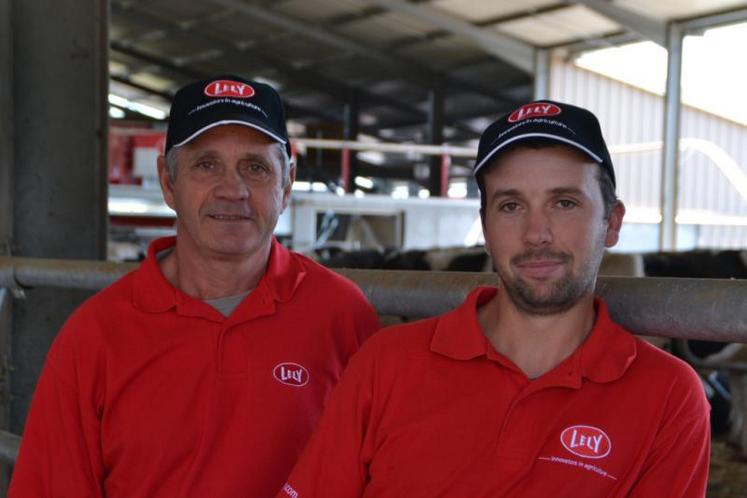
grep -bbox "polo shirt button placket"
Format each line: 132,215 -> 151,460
218,324 -> 250,377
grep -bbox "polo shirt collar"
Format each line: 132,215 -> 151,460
132,236 -> 306,318
578,299 -> 637,384
430,287 -> 637,385
431,286 -> 497,360
132,236 -> 181,313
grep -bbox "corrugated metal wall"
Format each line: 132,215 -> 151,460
550,57 -> 747,249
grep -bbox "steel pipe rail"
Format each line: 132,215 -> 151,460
1,256 -> 747,342
0,256 -> 137,292
0,430 -> 19,464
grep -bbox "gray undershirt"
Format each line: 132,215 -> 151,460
156,247 -> 252,317
204,291 -> 252,317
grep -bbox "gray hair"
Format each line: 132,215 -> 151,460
165,142 -> 293,187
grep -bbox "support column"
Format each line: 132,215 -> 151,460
0,4 -> 13,489
0,289 -> 10,491
10,0 -> 108,434
533,48 -> 550,100
343,88 -> 360,193
0,0 -> 12,257
660,22 -> 683,250
427,81 -> 445,196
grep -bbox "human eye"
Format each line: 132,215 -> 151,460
193,159 -> 216,171
499,201 -> 521,213
555,198 -> 579,209
244,162 -> 272,182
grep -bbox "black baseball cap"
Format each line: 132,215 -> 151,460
165,75 -> 290,157
473,100 -> 615,187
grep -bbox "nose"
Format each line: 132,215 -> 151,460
523,207 -> 553,247
214,167 -> 250,200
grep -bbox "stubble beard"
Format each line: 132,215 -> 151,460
497,249 -> 598,316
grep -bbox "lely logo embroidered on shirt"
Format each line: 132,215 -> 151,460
273,362 -> 309,387
560,425 -> 612,459
204,80 -> 256,99
507,102 -> 561,123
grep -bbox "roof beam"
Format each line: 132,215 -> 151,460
208,0 -> 521,105
110,74 -> 174,101
109,43 -> 340,123
111,4 -> 434,126
576,0 -> 666,46
679,5 -> 747,31
370,0 -> 535,73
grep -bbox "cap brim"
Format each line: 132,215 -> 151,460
172,119 -> 288,149
474,132 -> 604,176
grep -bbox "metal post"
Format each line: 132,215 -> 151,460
0,0 -> 12,258
343,88 -> 359,193
0,289 -> 11,492
10,0 -> 109,434
533,48 -> 551,100
440,154 -> 450,198
0,1 -> 14,492
427,81 -> 445,196
660,22 -> 683,250
340,148 -> 350,193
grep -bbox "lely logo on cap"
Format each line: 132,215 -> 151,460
508,102 -> 561,123
273,362 -> 309,387
560,425 -> 611,459
204,80 -> 255,99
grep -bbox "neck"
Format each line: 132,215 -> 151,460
159,240 -> 272,300
478,290 -> 596,379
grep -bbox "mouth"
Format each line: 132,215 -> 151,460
514,258 -> 567,279
512,250 -> 571,280
207,214 -> 251,222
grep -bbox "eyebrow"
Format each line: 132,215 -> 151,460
489,186 -> 587,204
548,187 -> 586,197
188,150 -> 274,164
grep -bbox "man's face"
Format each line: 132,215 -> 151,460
157,124 -> 292,260
481,145 -> 624,316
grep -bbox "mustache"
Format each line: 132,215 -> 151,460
511,249 -> 571,265
202,202 -> 253,217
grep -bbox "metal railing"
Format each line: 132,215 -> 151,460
2,256 -> 747,466
3,256 -> 747,342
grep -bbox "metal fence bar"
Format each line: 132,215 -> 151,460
1,258 -> 747,466
0,430 -> 19,465
1,256 -> 747,343
0,291 -> 15,473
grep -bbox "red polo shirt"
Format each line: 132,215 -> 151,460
279,287 -> 710,498
10,237 -> 380,498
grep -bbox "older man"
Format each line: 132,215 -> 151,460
278,101 -> 710,498
9,75 -> 379,498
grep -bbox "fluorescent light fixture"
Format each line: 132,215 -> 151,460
392,185 -> 409,199
354,176 -> 374,189
108,94 -> 167,120
448,181 -> 467,199
358,151 -> 386,165
108,94 -> 129,107
109,106 -> 126,119
292,181 -> 311,191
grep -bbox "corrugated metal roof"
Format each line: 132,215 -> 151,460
618,0 -> 747,21
109,0 -> 747,189
335,11 -> 439,45
432,0 -> 560,22
494,5 -> 621,46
